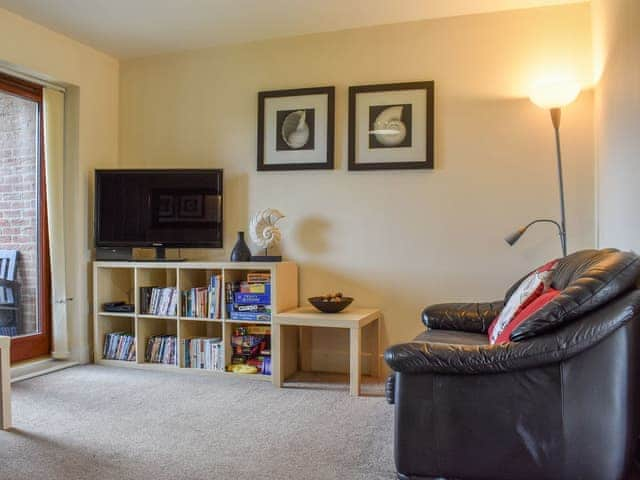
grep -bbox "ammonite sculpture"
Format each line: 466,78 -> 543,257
249,208 -> 285,256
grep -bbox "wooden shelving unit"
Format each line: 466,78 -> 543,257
93,260 -> 298,383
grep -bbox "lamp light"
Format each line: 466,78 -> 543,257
529,80 -> 581,110
505,79 -> 581,257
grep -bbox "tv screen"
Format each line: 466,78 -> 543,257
95,169 -> 223,248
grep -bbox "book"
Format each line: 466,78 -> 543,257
234,292 -> 270,305
239,282 -> 271,294
234,304 -> 271,313
225,281 -> 240,315
246,272 -> 271,283
229,311 -> 271,322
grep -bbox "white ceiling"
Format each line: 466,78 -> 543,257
0,0 -> 586,59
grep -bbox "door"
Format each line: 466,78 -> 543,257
0,72 -> 51,363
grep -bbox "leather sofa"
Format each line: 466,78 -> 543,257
385,249 -> 640,480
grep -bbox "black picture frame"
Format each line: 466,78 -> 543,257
257,86 -> 335,171
348,81 -> 434,171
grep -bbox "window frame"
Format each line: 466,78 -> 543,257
0,72 -> 52,363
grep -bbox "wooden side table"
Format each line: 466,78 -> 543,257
0,336 -> 11,430
272,307 -> 381,396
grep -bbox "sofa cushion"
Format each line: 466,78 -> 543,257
510,249 -> 640,342
494,288 -> 561,344
488,261 -> 556,344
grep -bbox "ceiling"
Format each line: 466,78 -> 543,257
0,0 -> 587,59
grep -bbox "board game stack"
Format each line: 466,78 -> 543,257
229,272 -> 271,323
229,325 -> 271,375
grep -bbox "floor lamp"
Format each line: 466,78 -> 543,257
505,80 -> 581,257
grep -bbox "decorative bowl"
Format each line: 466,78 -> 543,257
308,296 -> 354,313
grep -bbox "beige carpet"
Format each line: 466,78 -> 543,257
0,365 -> 394,480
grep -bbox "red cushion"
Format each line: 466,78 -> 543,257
537,259 -> 558,273
487,282 -> 543,340
487,259 -> 558,344
494,288 -> 561,344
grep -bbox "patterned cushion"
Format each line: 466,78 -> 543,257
494,289 -> 561,344
488,260 -> 556,345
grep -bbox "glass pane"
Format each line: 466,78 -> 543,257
0,90 -> 39,337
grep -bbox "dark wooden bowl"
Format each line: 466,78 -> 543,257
308,296 -> 354,313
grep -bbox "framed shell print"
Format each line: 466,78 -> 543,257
348,81 -> 434,170
258,86 -> 335,171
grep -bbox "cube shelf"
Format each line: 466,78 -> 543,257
93,261 -> 298,384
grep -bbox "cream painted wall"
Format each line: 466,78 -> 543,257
120,3 -> 594,370
0,8 -> 119,362
592,0 -> 640,251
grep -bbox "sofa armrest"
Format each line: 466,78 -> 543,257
388,290 -> 640,375
422,301 -> 503,333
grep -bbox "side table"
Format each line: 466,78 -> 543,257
272,307 -> 381,396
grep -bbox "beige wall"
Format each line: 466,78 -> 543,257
592,0 -> 640,251
120,3 -> 594,370
0,8 -> 119,362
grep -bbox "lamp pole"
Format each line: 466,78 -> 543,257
550,107 -> 567,257
505,80 -> 579,257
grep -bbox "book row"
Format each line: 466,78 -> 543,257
183,337 -> 224,371
140,287 -> 178,316
103,332 -> 136,361
182,275 -> 222,319
145,335 -> 178,365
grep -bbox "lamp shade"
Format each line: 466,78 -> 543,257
529,81 -> 581,109
505,227 -> 526,246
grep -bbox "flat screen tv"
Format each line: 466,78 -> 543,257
95,169 -> 223,252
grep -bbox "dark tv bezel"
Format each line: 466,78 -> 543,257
94,169 -> 223,249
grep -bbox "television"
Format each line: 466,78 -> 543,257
95,169 -> 223,259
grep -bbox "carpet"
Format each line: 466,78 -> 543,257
0,365 -> 395,480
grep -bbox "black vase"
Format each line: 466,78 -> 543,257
230,231 -> 252,262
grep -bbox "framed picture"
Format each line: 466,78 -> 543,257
258,86 -> 334,171
348,81 -> 434,170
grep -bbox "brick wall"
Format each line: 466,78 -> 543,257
0,91 -> 38,336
